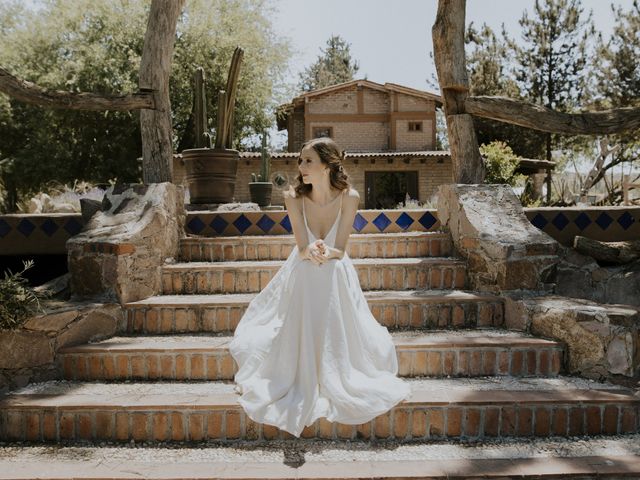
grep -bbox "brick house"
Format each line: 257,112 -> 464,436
222,79 -> 453,209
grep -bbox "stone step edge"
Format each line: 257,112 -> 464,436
58,332 -> 562,354
162,257 -> 466,270
1,455 -> 639,480
124,290 -> 502,308
2,387 -> 637,409
182,230 -> 451,242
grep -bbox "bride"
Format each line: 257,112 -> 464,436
228,137 -> 412,438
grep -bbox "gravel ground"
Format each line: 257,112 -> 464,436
7,375 -> 633,396
0,435 -> 639,463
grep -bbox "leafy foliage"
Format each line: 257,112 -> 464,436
0,0 -> 292,211
298,35 -> 360,92
479,141 -> 524,186
0,260 -> 44,330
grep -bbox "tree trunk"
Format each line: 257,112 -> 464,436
139,0 -> 185,184
432,0 -> 484,184
573,236 -> 640,265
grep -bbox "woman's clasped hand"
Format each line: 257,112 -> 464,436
303,239 -> 329,266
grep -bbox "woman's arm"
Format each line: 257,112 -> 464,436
283,187 -> 310,258
326,188 -> 360,260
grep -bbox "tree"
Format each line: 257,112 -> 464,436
465,22 -> 546,159
580,0 -> 640,200
0,0 -> 291,210
511,0 -> 594,161
298,35 -> 360,92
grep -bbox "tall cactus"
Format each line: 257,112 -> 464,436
215,47 -> 244,149
192,46 -> 243,150
251,130 -> 270,182
193,67 -> 210,148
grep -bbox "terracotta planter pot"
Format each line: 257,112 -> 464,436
249,181 -> 273,207
182,148 -> 239,204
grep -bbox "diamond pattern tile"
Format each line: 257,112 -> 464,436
0,219 -> 10,238
17,218 -> 36,237
210,215 -> 229,234
617,212 -> 635,230
187,216 -> 206,234
372,213 -> 392,232
256,214 -> 276,233
530,213 -> 548,229
279,215 -> 292,233
232,214 -> 252,234
418,212 -> 438,230
40,218 -> 60,237
595,212 -> 613,230
573,212 -> 592,231
353,213 -> 368,232
396,212 -> 414,230
551,213 -> 569,231
63,218 -> 83,236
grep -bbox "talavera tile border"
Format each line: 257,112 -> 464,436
1,206 -> 637,253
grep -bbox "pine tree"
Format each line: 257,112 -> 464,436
298,35 -> 360,92
465,22 -> 546,159
512,0 -> 594,161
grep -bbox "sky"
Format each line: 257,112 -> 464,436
271,0 -> 631,94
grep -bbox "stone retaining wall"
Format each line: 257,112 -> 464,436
0,303 -> 122,392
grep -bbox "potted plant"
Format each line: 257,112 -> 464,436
182,47 -> 243,204
249,131 -> 273,207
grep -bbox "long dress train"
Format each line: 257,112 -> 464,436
228,190 -> 412,437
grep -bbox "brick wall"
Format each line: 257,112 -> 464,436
233,155 -> 453,207
308,121 -> 389,152
396,119 -> 434,151
363,89 -> 390,114
307,87 -> 358,114
397,94 -> 432,112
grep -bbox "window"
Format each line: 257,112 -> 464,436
408,121 -> 422,132
312,126 -> 333,138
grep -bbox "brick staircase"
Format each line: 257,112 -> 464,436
1,228 -> 639,478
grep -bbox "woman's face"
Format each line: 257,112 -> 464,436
298,145 -> 326,184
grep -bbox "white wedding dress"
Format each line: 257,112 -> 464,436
228,191 -> 412,438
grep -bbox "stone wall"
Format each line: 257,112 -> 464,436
437,184 -> 560,292
67,183 -> 185,304
0,302 -> 122,392
504,295 -> 639,382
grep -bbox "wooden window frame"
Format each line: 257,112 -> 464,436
408,121 -> 422,132
312,126 -> 333,138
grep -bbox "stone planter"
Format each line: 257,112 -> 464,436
182,148 -> 239,204
249,181 -> 273,207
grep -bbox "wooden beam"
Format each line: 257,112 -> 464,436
465,96 -> 640,135
0,67 -> 154,111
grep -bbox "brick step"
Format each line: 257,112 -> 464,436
2,443 -> 640,480
58,330 -> 563,381
123,290 -> 504,334
161,258 -> 466,295
2,377 -> 638,443
180,231 -> 452,262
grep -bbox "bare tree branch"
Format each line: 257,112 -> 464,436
0,67 -> 154,111
465,96 -> 640,135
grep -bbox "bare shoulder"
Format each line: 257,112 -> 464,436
345,187 -> 360,202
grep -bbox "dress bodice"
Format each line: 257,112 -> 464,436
302,190 -> 344,246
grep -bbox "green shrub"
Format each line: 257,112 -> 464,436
0,260 -> 44,330
480,141 -> 524,186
